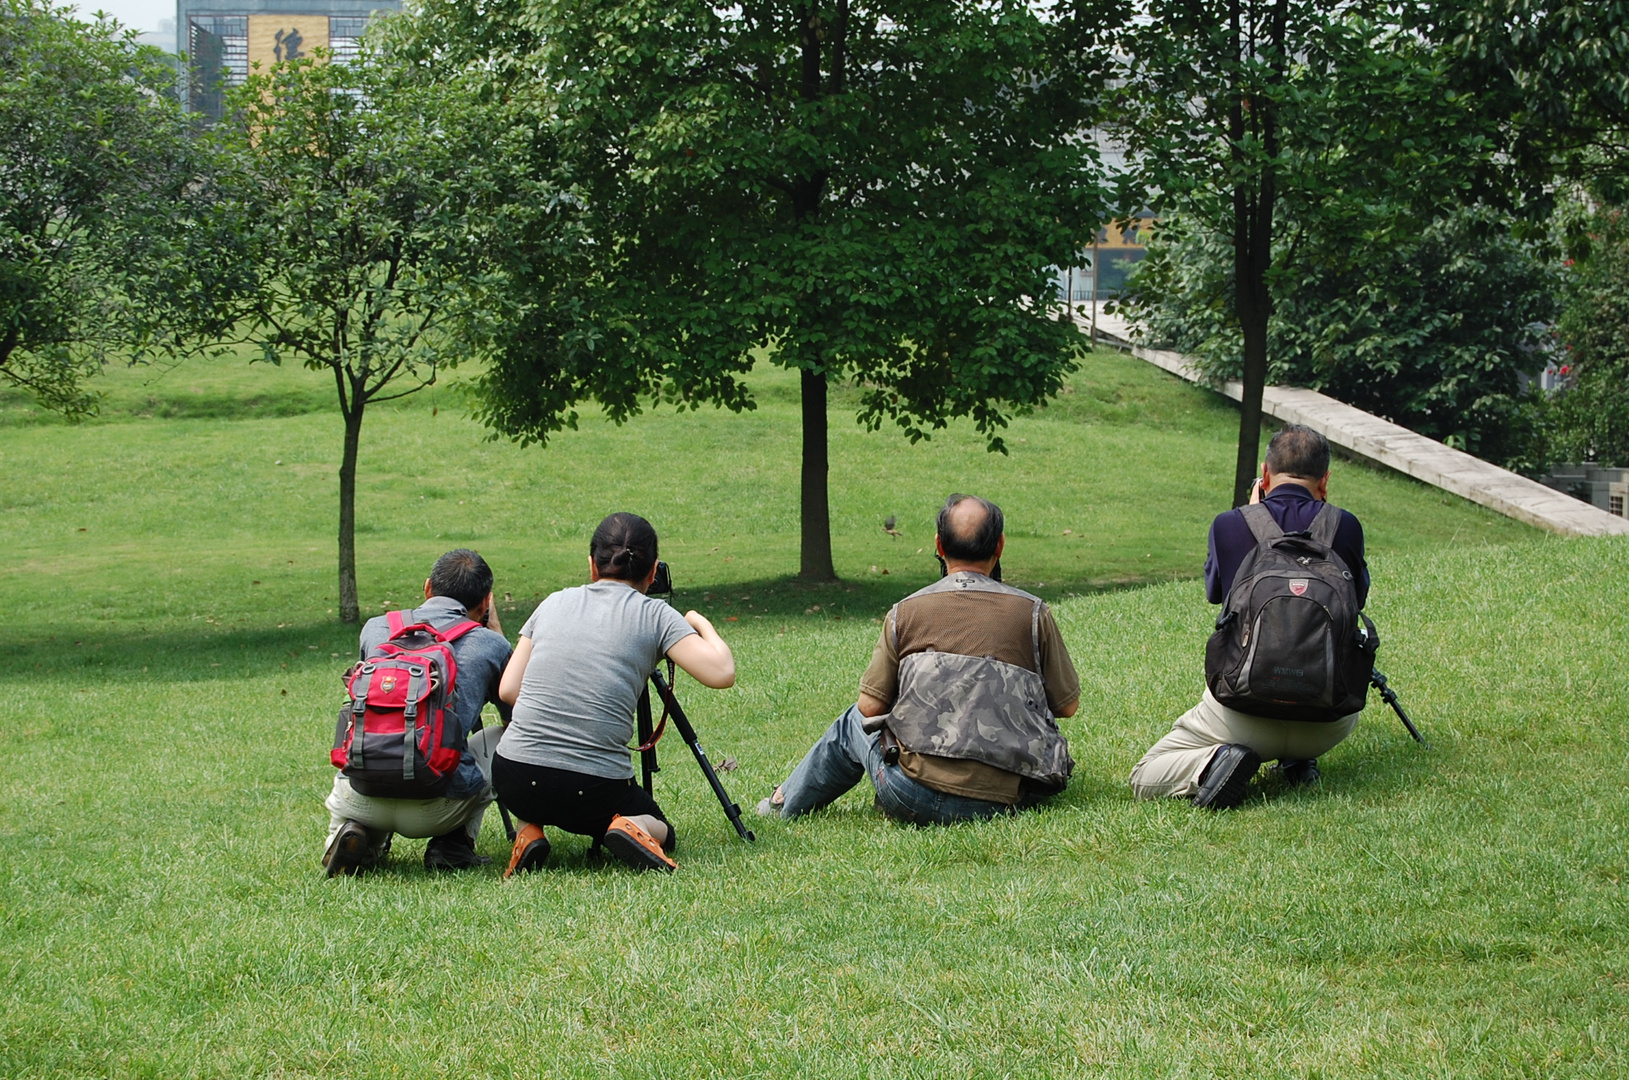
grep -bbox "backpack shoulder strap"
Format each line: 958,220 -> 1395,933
436,619 -> 482,644
386,610 -> 407,636
1238,502 -> 1284,543
1030,599 -> 1043,673
1308,503 -> 1342,548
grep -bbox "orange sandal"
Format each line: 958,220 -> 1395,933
603,815 -> 677,873
504,823 -> 550,878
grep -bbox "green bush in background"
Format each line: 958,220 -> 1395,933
1124,208 -> 1559,470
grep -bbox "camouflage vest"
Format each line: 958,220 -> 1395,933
883,574 -> 1074,789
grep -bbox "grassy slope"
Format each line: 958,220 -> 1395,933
5,351 -> 1622,1078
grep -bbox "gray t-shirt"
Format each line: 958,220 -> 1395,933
498,581 -> 696,779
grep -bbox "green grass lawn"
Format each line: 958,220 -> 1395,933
4,350 -> 1623,1078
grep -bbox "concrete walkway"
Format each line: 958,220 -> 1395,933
1071,303 -> 1629,538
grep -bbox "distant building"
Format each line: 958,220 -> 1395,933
1055,215 -> 1153,303
178,0 -> 400,119
1539,464 -> 1629,518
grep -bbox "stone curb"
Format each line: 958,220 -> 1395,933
1069,302 -> 1628,539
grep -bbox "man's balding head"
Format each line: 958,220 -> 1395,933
937,494 -> 1004,563
1264,424 -> 1330,480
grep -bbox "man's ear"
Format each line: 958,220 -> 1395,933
1315,471 -> 1331,501
587,555 -> 601,583
994,534 -> 1006,562
934,535 -> 946,559
423,578 -> 434,601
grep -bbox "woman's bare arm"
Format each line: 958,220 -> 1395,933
498,636 -> 533,705
666,611 -> 736,688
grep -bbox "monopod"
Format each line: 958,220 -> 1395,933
1370,668 -> 1428,747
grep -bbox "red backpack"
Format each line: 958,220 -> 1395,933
330,611 -> 481,798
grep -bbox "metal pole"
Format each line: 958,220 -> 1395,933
1091,235 -> 1100,342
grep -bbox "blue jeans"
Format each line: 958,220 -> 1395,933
776,705 -> 1020,825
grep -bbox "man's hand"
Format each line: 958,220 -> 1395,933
476,591 -> 503,636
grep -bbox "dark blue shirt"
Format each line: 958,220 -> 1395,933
358,596 -> 513,800
1203,483 -> 1369,608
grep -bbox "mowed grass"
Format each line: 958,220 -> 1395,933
5,350 -> 1624,1078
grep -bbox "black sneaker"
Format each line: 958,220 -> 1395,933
1276,758 -> 1321,787
1192,744 -> 1262,810
323,819 -> 376,877
424,831 -> 491,872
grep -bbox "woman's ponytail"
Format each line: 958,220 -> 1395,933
591,514 -> 659,584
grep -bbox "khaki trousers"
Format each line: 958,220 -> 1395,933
324,725 -> 503,856
1129,688 -> 1360,799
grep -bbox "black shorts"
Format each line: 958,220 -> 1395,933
492,753 -> 674,849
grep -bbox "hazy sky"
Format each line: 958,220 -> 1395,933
77,0 -> 175,38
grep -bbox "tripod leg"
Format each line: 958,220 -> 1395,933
637,686 -> 658,796
651,672 -> 756,842
498,802 -> 517,843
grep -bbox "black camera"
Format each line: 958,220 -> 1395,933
648,560 -> 673,597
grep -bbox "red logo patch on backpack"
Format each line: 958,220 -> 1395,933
1289,580 -> 1308,596
330,610 -> 480,798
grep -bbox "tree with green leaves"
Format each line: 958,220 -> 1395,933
1113,2 -> 1504,504
0,0 -> 197,415
1433,3 -> 1629,467
201,48 -> 504,622
1131,207 -> 1559,469
1436,1 -> 1629,207
407,0 -> 1114,580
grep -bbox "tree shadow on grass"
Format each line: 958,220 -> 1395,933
645,569 -> 1191,624
6,619 -> 360,685
12,571 -> 1192,687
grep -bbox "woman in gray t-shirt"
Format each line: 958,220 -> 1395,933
494,513 -> 734,875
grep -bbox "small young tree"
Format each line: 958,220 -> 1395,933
204,49 -> 499,622
0,0 -> 198,414
409,0 -> 1115,581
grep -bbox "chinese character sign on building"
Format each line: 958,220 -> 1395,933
247,16 -> 329,71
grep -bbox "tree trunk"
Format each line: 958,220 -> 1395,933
1228,0 -> 1280,508
1233,172 -> 1273,507
1233,281 -> 1270,507
790,4 -> 838,582
799,366 -> 836,581
337,400 -> 364,623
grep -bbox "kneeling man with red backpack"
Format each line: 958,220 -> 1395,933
323,549 -> 514,874
1130,424 -> 1377,809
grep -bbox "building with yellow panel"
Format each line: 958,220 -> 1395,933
179,0 -> 400,119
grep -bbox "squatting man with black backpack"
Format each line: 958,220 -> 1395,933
1129,425 -> 1377,809
324,549 -> 514,875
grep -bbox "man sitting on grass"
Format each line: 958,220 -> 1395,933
1129,424 -> 1370,809
323,549 -> 513,875
759,494 -> 1080,824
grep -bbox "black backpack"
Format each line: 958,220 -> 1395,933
1204,502 -> 1377,722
